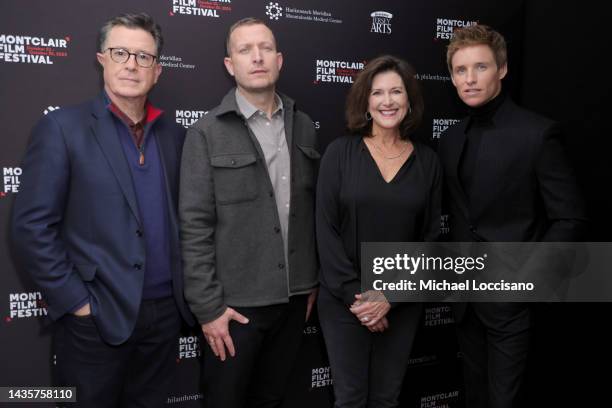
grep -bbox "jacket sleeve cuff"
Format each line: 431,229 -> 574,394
341,281 -> 362,306
68,296 -> 90,314
44,271 -> 90,319
192,303 -> 228,325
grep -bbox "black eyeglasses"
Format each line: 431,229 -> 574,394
105,48 -> 157,68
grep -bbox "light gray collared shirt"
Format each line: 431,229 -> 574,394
235,89 -> 291,276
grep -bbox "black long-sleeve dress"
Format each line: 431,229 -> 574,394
315,135 -> 442,408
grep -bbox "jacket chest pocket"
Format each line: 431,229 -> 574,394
210,153 -> 259,205
296,145 -> 321,189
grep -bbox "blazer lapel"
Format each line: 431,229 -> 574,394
154,119 -> 182,263
446,121 -> 471,220
90,96 -> 142,226
154,119 -> 178,209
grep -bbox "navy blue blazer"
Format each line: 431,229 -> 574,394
11,94 -> 194,345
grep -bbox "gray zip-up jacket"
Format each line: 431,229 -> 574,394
179,89 -> 320,324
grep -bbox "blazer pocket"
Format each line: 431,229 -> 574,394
210,153 -> 259,205
74,264 -> 97,282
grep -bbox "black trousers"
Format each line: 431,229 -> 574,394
456,303 -> 531,408
317,286 -> 421,408
202,295 -> 307,408
53,297 -> 181,408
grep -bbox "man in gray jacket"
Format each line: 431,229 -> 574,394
179,17 -> 319,408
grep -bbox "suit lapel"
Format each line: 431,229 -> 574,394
154,119 -> 181,262
90,96 -> 142,226
446,121 -> 471,220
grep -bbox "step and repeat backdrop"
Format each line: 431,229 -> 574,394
1,1 -> 526,407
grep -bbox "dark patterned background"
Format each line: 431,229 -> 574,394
1,1 -> 610,407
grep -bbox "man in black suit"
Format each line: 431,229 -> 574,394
438,25 -> 586,408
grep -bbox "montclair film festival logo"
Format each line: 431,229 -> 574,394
2,167 -> 21,198
175,109 -> 208,128
0,34 -> 69,64
175,109 -> 320,129
311,366 -> 332,389
432,118 -> 460,140
7,292 -> 48,321
435,18 -> 478,40
421,390 -> 460,408
424,305 -> 454,327
315,59 -> 365,84
169,0 -> 232,18
370,11 -> 393,35
178,335 -> 201,359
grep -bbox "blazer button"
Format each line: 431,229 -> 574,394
278,263 -> 285,269
133,263 -> 142,270
274,226 -> 280,233
269,191 -> 274,197
136,230 -> 143,237
469,225 -> 476,233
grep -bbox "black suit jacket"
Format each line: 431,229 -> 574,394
439,97 -> 587,243
12,94 -> 195,344
438,98 -> 587,322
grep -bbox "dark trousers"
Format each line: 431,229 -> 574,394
202,295 -> 307,408
317,286 -> 421,408
456,303 -> 531,408
53,297 -> 181,408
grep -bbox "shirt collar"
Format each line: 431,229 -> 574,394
234,88 -> 283,120
104,93 -> 163,126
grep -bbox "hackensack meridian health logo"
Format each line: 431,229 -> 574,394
170,0 -> 232,18
265,2 -> 342,24
0,33 -> 70,64
266,2 -> 283,20
370,11 -> 393,34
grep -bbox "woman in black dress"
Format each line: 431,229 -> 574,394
316,55 -> 442,408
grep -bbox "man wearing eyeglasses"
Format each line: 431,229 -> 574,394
11,13 -> 193,407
